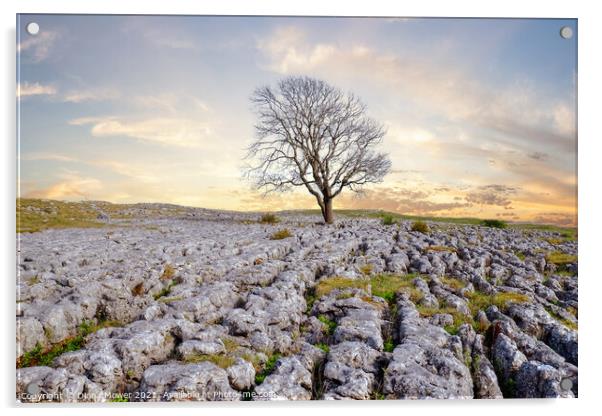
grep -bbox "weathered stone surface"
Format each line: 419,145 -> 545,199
15,205 -> 578,401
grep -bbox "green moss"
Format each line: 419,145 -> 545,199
270,229 -> 293,240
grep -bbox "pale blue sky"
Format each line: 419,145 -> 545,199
17,15 -> 577,225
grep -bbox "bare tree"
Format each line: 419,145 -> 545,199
245,76 -> 391,224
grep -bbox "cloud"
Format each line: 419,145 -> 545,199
465,184 -> 518,207
18,30 -> 59,62
256,26 -> 576,153
17,82 -> 57,98
20,152 -> 76,162
23,170 -> 102,200
62,87 -> 120,103
69,116 -> 213,148
532,212 -> 577,227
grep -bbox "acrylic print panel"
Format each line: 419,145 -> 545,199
16,15 -> 577,402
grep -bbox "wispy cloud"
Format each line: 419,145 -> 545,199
18,30 -> 59,62
24,170 -> 102,200
17,82 -> 57,98
69,116 -> 212,148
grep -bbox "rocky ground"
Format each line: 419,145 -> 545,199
16,202 -> 578,402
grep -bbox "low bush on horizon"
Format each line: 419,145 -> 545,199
481,219 -> 507,229
411,220 -> 429,234
270,229 -> 293,240
259,213 -> 280,224
381,214 -> 397,225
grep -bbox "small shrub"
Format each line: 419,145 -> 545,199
381,214 -> 396,226
481,219 -> 507,229
259,213 -> 279,224
411,221 -> 429,234
270,229 -> 293,240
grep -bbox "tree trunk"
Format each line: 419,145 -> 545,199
323,198 -> 334,224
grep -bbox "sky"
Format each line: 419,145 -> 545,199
17,15 -> 577,226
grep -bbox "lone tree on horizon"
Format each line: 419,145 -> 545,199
245,76 -> 391,224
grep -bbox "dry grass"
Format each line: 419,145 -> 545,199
370,273 -> 423,304
411,221 -> 429,234
546,251 -> 577,266
426,245 -> 457,253
160,264 -> 176,280
259,213 -> 280,224
270,229 -> 293,240
184,353 -> 236,369
440,276 -> 466,291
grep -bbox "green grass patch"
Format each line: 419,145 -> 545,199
17,198 -> 105,233
370,273 -> 422,304
416,305 -> 474,334
17,319 -> 121,368
255,353 -> 281,385
313,276 -> 369,300
270,229 -> 292,240
184,353 -> 236,369
546,251 -> 577,266
544,307 -> 578,330
466,291 -> 530,315
440,276 -> 466,291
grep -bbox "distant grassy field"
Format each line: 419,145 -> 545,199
288,208 -> 577,238
16,198 -> 577,239
17,198 -> 105,233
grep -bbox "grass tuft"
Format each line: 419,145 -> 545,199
270,229 -> 292,240
313,277 -> 369,300
259,213 -> 280,224
254,353 -> 281,385
370,273 -> 422,304
411,221 -> 429,234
